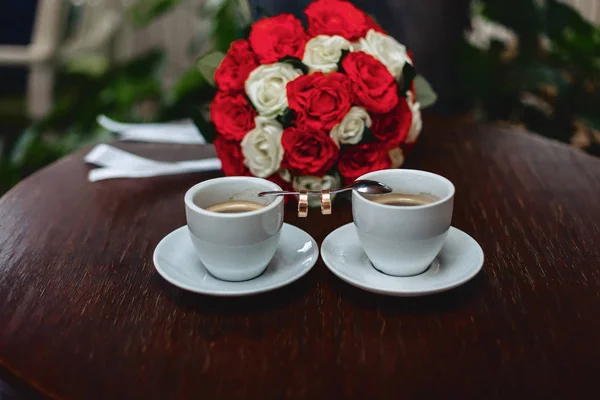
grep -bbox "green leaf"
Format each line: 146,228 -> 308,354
358,125 -> 377,144
197,51 -> 226,87
398,63 -> 416,97
275,108 -> 297,128
414,75 -> 438,109
336,49 -> 351,73
278,56 -> 309,74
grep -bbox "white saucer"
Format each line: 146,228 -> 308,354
153,223 -> 318,296
321,223 -> 484,296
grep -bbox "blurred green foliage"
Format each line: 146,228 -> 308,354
460,0 -> 600,155
0,0 -> 250,193
129,0 -> 186,26
0,51 -> 165,193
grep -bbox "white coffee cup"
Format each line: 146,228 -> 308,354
184,177 -> 284,281
352,169 -> 455,276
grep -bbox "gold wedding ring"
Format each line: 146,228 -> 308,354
320,190 -> 332,215
298,190 -> 309,218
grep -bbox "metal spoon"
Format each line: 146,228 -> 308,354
258,179 -> 392,197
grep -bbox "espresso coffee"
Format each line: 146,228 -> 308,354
204,200 -> 265,213
369,192 -> 440,207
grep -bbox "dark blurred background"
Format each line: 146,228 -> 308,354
0,0 -> 38,163
0,1 -> 38,95
1,0 -> 599,195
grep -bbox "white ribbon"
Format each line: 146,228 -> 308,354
85,144 -> 221,182
86,116 -> 222,182
97,115 -> 206,144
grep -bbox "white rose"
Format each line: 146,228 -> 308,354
406,92 -> 422,144
293,174 -> 341,192
357,29 -> 411,80
241,117 -> 284,178
245,63 -> 303,118
302,35 -> 352,74
329,107 -> 372,146
293,174 -> 342,208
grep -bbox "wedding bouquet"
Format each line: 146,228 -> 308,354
207,0 -> 433,194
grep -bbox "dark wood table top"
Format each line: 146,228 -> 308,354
1,116 -> 600,399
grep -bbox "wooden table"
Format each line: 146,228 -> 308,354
1,116 -> 600,399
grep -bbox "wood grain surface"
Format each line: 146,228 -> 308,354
1,116 -> 600,399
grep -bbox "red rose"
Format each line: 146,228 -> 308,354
371,98 -> 412,149
249,14 -> 307,64
210,92 -> 256,141
281,127 -> 339,176
214,40 -> 259,92
287,72 -> 352,132
341,51 -> 399,114
338,142 -> 391,183
305,0 -> 369,41
214,136 -> 250,176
